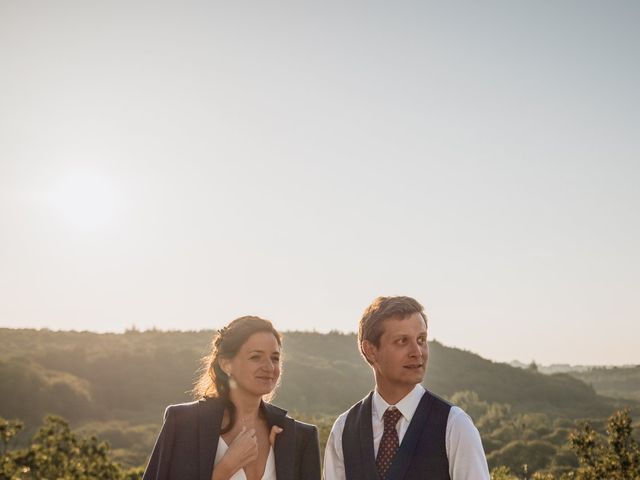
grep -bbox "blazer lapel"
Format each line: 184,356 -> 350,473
198,397 -> 224,480
358,393 -> 381,480
262,401 -> 295,480
384,390 -> 433,480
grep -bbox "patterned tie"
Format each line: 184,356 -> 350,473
376,406 -> 403,479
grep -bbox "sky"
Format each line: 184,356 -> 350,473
1,0 -> 639,366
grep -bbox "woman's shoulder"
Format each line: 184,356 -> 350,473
163,397 -> 223,421
162,400 -> 197,422
262,402 -> 317,433
266,403 -> 318,439
291,417 -> 317,434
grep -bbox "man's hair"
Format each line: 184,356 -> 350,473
358,296 -> 427,364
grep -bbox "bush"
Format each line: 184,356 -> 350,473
0,415 -> 140,480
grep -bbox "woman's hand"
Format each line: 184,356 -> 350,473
269,425 -> 283,446
211,427 -> 258,480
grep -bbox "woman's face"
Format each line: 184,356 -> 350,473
222,331 -> 281,397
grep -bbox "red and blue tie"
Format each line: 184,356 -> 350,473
376,407 -> 403,478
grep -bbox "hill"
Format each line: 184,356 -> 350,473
568,366 -> 640,402
0,328 -> 628,421
0,328 -> 635,469
510,360 -> 640,402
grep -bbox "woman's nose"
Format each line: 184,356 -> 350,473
262,359 -> 275,371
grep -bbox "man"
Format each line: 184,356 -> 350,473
323,296 -> 490,480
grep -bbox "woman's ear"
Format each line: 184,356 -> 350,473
219,358 -> 232,376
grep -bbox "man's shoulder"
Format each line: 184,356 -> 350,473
422,387 -> 452,407
330,392 -> 373,435
445,404 -> 483,442
447,405 -> 475,426
418,388 -> 453,421
331,409 -> 350,434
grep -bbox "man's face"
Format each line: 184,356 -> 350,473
364,312 -> 428,388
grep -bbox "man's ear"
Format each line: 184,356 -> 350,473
362,340 -> 377,365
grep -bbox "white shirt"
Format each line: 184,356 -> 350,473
214,437 -> 277,480
323,384 -> 490,480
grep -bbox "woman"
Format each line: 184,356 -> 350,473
143,316 -> 321,480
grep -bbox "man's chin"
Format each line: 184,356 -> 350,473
401,369 -> 426,383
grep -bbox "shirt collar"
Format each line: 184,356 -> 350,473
372,384 -> 425,423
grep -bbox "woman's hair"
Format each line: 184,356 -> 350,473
192,315 -> 282,434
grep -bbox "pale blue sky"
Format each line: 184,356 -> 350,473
1,1 -> 638,364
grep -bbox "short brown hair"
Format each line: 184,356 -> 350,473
358,296 -> 427,363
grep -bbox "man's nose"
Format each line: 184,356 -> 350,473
408,341 -> 422,357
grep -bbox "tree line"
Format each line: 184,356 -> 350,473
0,328 -> 638,475
2,408 -> 638,480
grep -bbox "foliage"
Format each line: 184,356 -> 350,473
491,465 -> 519,479
569,408 -> 640,479
489,409 -> 640,479
2,408 -> 640,479
0,419 -> 23,456
0,329 -> 623,421
0,328 -> 637,471
450,390 -> 512,434
571,366 -> 640,402
0,416 -> 141,480
487,440 -> 557,473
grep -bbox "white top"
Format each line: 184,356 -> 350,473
323,384 -> 490,480
214,437 -> 277,480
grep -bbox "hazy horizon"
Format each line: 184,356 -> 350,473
1,324 -> 637,369
2,1 -> 639,365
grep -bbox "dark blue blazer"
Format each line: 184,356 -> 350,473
143,397 -> 321,480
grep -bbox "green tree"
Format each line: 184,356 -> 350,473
0,419 -> 23,456
491,465 -> 519,479
0,418 -> 23,479
569,408 -> 640,480
0,415 -> 141,480
487,440 -> 557,474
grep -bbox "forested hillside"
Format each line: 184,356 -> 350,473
1,328 -> 624,420
0,328 -> 637,474
568,366 -> 640,402
510,361 -> 640,403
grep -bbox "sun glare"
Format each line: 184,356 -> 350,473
48,172 -> 120,230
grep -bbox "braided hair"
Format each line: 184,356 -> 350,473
193,316 -> 282,434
